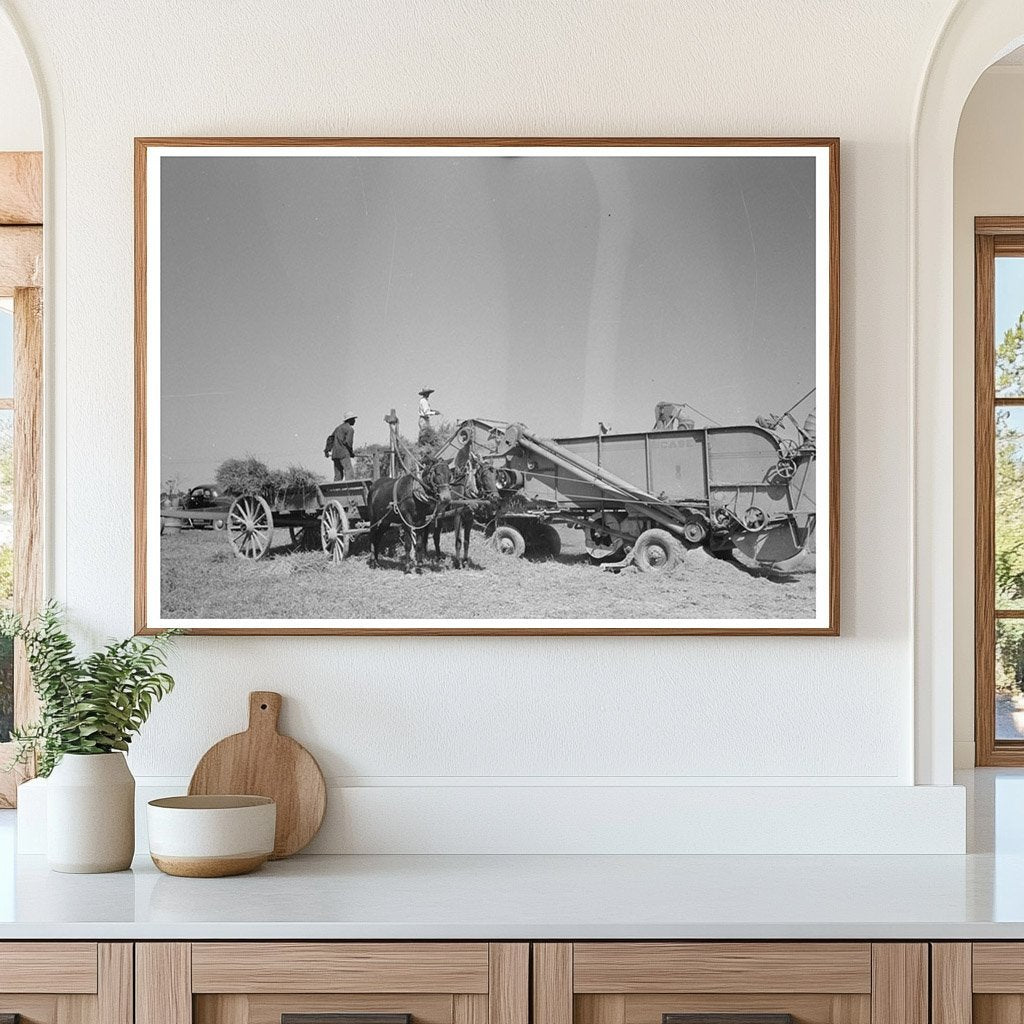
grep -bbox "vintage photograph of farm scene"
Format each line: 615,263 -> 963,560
141,143 -> 834,632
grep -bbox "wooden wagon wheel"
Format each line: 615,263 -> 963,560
320,500 -> 350,563
227,494 -> 274,560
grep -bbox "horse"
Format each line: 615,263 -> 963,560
367,458 -> 452,574
431,455 -> 499,569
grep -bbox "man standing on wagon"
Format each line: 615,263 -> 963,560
417,386 -> 440,442
324,412 -> 357,481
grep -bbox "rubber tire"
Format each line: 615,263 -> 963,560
491,524 -> 526,558
633,528 -> 682,573
529,524 -> 562,557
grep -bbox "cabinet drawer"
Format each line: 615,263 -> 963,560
935,942 -> 1024,1024
534,944 -> 926,1024
139,942 -> 528,1024
0,943 -> 130,1024
0,942 -> 98,994
572,944 -> 872,994
191,944 -> 490,994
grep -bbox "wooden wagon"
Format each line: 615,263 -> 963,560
224,479 -> 372,562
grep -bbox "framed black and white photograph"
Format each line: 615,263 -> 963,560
135,137 -> 838,636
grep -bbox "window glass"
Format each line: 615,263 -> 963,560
996,257 -> 1024,396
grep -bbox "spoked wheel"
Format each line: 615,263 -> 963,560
633,528 -> 682,573
491,524 -> 526,558
585,511 -> 624,563
320,500 -> 350,564
227,494 -> 275,560
289,525 -> 317,551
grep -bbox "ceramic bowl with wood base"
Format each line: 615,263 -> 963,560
147,795 -> 276,877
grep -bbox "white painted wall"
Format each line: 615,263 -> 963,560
952,66 -> 1024,768
0,11 -> 39,151
0,0 -> 979,851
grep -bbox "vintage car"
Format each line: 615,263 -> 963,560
161,484 -> 232,532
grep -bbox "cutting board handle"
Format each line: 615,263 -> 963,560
248,691 -> 282,734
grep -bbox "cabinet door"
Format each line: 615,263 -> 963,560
0,943 -> 131,1024
534,944 -> 928,1024
939,943 -> 1024,1024
137,943 -> 528,1024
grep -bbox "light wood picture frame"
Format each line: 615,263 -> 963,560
135,137 -> 839,636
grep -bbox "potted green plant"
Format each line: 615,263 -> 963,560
2,603 -> 178,873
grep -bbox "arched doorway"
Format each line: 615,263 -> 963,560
914,1 -> 1024,784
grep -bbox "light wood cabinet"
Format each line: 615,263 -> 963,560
532,943 -> 928,1024
136,944 -> 528,1024
931,943 -> 1024,1024
0,942 -> 132,1024
0,937 -> 968,1024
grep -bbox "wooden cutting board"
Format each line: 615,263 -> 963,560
188,691 -> 326,859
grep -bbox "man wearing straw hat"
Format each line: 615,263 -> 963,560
324,412 -> 357,481
417,387 -> 440,442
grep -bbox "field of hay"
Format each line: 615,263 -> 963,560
159,523 -> 816,622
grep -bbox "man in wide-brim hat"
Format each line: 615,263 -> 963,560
417,387 -> 440,439
324,411 -> 357,481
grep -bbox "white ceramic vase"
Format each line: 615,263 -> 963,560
46,752 -> 135,873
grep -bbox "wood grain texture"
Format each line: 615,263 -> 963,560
977,228 -> 999,766
134,135 -> 840,637
0,943 -> 97,993
488,944 -> 528,1024
188,691 -> 326,858
972,943 -> 1024,992
662,1016 -> 792,1024
624,995 -> 869,1024
976,225 -> 1024,765
931,945 -> 971,1024
0,152 -> 42,224
14,286 -> 43,731
453,994 -> 487,1024
191,942 -> 489,994
573,943 -> 872,994
870,945 -> 927,1024
977,217 -> 1024,236
136,943 -> 192,1024
534,944 -> 572,1024
973,995 -> 1024,1024
0,998 -> 58,1024
0,226 -> 41,295
195,994 -> 248,1024
98,945 -> 133,1024
282,1016 -> 411,1024
57,992 -> 96,1024
151,853 -> 269,877
576,995 -> 626,1024
242,995 -> 451,1024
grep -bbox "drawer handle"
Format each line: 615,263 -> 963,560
664,1016 -> 794,1024
283,1016 -> 411,1024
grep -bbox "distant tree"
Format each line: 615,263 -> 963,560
994,311 -> 1024,692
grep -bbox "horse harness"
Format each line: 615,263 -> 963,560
389,472 -> 447,533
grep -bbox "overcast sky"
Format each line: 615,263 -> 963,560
160,152 -> 817,487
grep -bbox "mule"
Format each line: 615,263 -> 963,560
431,455 -> 499,569
367,459 -> 452,574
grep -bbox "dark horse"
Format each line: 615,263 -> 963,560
431,454 -> 499,569
367,459 -> 453,574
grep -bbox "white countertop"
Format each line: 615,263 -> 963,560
1,769 -> 1022,941
0,849 -> 1022,940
